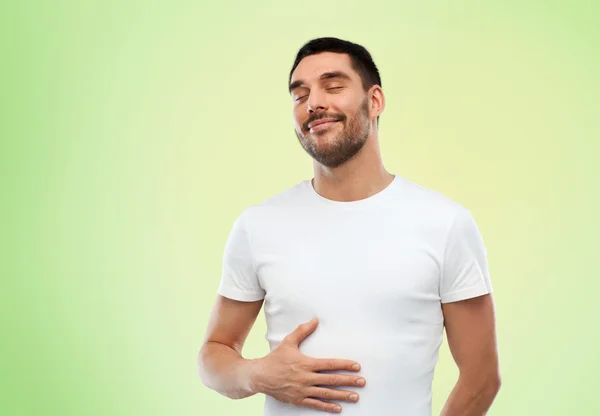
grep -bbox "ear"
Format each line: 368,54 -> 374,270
368,85 -> 385,121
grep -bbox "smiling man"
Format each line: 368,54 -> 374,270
199,37 -> 501,415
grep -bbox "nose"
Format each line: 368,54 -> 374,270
306,89 -> 327,114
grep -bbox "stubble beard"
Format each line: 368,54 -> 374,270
295,99 -> 371,169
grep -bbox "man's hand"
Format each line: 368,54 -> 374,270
251,318 -> 366,413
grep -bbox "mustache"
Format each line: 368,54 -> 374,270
303,113 -> 346,131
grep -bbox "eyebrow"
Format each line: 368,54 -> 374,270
289,71 -> 352,94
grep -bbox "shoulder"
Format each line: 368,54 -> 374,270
395,176 -> 466,224
242,179 -> 311,223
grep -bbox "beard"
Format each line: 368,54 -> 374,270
294,98 -> 371,168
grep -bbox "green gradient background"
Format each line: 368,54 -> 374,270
2,1 -> 598,415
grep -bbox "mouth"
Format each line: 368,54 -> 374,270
309,120 -> 339,132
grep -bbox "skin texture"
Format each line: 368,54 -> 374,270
440,294 -> 502,415
198,51 -> 501,414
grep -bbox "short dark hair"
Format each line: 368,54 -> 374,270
289,37 -> 382,93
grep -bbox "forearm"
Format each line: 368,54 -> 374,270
440,373 -> 501,416
198,341 -> 262,400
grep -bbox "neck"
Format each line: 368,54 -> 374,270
311,133 -> 394,202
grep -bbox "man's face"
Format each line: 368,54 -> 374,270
289,52 -> 372,168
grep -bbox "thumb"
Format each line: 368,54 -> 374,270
286,318 -> 319,346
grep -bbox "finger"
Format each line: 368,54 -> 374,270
298,397 -> 342,413
306,387 -> 360,403
284,318 -> 319,346
313,373 -> 367,388
311,358 -> 361,372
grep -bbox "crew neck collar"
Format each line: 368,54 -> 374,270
306,174 -> 401,209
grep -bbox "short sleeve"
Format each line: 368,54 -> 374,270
217,209 -> 266,302
440,207 -> 493,303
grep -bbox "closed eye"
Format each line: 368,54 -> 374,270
295,87 -> 343,102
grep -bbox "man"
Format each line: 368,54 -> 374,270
198,37 -> 501,415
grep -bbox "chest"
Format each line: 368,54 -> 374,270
254,218 -> 442,324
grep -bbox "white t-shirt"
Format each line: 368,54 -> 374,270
217,174 -> 493,415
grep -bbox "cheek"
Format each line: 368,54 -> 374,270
293,108 -> 306,129
329,97 -> 355,118
335,94 -> 353,107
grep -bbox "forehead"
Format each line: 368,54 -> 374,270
291,52 -> 358,84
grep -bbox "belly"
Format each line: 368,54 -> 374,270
263,322 -> 442,416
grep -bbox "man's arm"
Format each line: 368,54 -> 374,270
198,296 -> 367,412
440,293 -> 501,415
198,294 -> 264,399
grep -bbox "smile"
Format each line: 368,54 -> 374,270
310,120 -> 339,132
